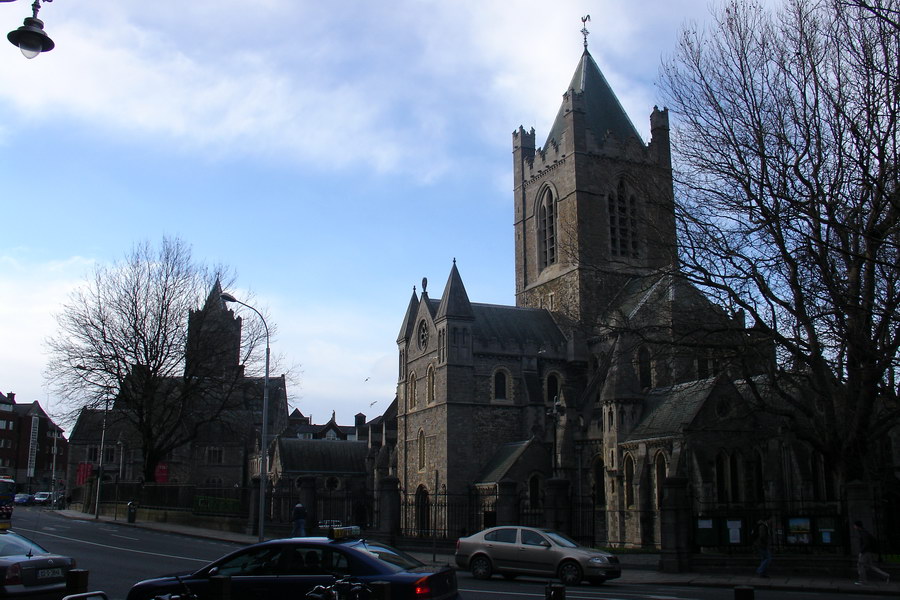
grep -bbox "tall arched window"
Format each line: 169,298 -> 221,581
624,455 -> 635,507
753,452 -> 765,502
546,373 -> 560,404
493,370 -> 508,401
729,452 -> 741,501
427,366 -> 435,404
593,459 -> 606,507
538,188 -> 557,269
408,373 -> 417,410
417,430 -> 426,470
609,180 -> 639,258
654,452 -> 668,509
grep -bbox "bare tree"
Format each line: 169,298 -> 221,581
46,237 -> 273,481
659,0 -> 900,484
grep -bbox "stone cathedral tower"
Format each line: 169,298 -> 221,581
394,31 -> 776,549
513,49 -> 676,337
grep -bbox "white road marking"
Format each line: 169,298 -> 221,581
15,527 -> 209,563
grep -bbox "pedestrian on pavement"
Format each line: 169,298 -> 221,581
854,521 -> 890,585
291,502 -> 307,537
754,516 -> 772,578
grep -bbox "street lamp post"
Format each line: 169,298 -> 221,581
220,292 -> 270,543
95,396 -> 109,519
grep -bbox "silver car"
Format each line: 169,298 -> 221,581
455,526 -> 621,585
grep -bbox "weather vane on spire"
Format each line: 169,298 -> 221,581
581,15 -> 591,50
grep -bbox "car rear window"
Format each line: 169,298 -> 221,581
484,528 -> 518,543
0,533 -> 49,556
351,541 -> 424,571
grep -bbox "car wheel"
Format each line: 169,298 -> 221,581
558,561 -> 583,586
470,555 -> 493,580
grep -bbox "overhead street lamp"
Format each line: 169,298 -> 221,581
220,292 -> 270,543
6,0 -> 54,59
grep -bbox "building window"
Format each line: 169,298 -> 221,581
546,373 -> 560,404
87,447 -> 99,462
207,446 -> 224,465
609,181 -> 639,258
408,373 -> 417,410
417,320 -> 429,350
538,188 -> 557,269
417,430 -> 426,470
624,455 -> 635,507
493,370 -> 508,401
325,429 -> 338,440
427,366 -> 435,404
654,452 -> 668,509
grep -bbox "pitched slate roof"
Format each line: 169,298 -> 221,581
626,378 -> 718,442
275,439 -> 367,475
477,439 -> 533,483
436,261 -> 474,321
397,288 -> 420,343
544,50 -> 642,150
470,303 -> 566,350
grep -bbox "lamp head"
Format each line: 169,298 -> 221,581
220,292 -> 238,303
8,16 -> 54,58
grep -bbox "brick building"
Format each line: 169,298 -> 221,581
0,392 -> 67,494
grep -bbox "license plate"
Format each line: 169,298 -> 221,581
38,568 -> 62,578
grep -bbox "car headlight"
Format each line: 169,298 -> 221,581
588,556 -> 608,564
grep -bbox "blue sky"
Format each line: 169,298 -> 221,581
0,0 -> 717,431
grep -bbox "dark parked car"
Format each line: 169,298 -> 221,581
127,529 -> 458,600
12,494 -> 32,506
455,526 -> 621,585
0,530 -> 77,598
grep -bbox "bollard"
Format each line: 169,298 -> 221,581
66,569 -> 89,595
734,585 -> 755,600
369,580 -> 391,600
545,582 -> 565,600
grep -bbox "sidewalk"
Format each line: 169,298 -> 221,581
57,510 -> 898,596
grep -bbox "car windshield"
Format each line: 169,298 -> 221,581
351,540 -> 424,571
543,530 -> 579,548
0,532 -> 50,556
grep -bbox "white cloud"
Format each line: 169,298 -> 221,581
0,254 -> 94,418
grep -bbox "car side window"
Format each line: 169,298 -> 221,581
216,546 -> 285,576
521,529 -> 547,546
484,528 -> 518,543
293,548 -> 352,576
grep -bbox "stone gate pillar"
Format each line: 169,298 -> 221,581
378,476 -> 401,539
659,476 -> 691,573
298,476 -> 317,529
544,478 -> 571,533
496,479 -> 519,525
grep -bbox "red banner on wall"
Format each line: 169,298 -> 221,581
154,463 -> 169,483
76,462 -> 93,486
